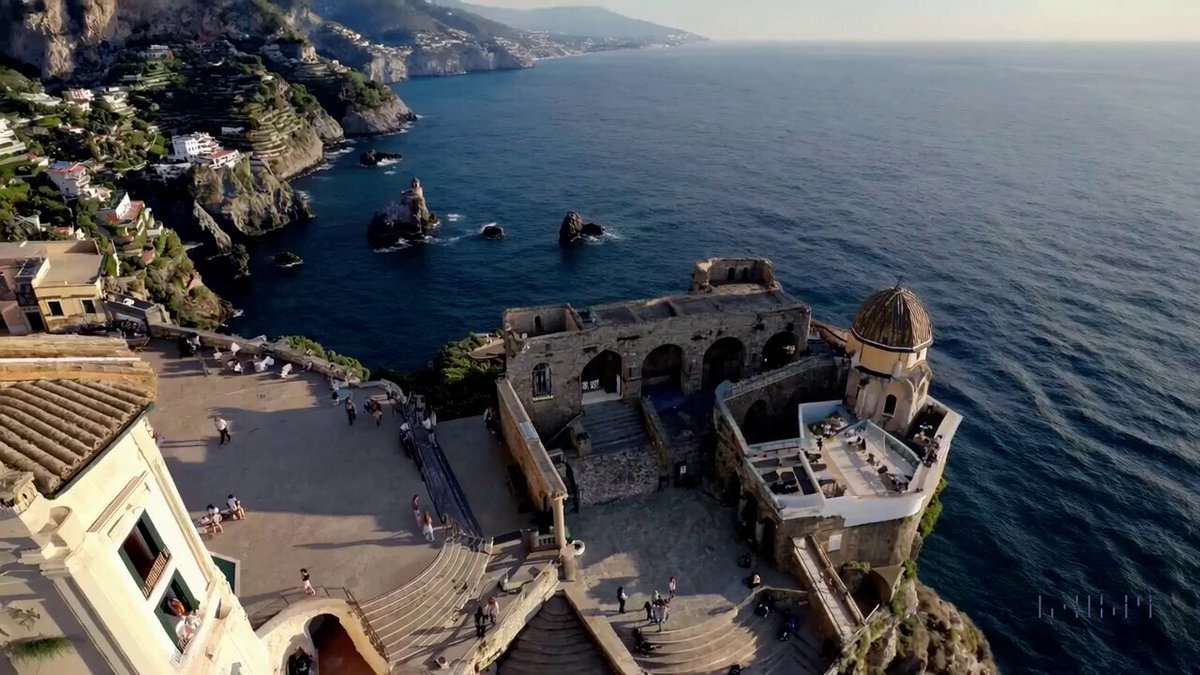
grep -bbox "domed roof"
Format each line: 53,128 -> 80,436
851,286 -> 933,352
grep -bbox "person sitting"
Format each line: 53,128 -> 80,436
633,627 -> 658,655
226,494 -> 246,520
280,363 -> 293,379
746,571 -> 762,590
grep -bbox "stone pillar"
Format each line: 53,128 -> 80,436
553,495 -> 577,581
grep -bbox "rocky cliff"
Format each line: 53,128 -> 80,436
405,41 -> 531,77
837,580 -> 999,675
0,0 -> 295,78
191,160 -> 312,239
341,96 -> 413,136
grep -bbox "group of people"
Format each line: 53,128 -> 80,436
472,596 -> 500,637
196,494 -> 246,535
616,576 -> 679,632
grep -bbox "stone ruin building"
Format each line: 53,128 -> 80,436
495,257 -> 961,646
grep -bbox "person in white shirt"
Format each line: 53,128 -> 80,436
214,417 -> 231,445
226,494 -> 245,520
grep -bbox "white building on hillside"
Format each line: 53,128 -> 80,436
0,118 -> 29,165
62,88 -> 94,111
142,44 -> 175,61
46,161 -> 92,199
0,336 -> 272,674
170,133 -> 239,169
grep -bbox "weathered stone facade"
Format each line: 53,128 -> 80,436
502,258 -> 811,436
569,449 -> 660,507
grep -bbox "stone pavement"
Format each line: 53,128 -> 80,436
436,416 -> 530,538
566,488 -> 795,631
141,345 -> 439,623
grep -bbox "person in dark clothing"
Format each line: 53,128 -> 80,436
473,606 -> 487,638
344,397 -> 357,425
617,586 -> 628,613
643,600 -> 653,622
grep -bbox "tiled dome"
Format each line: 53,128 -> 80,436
851,286 -> 933,352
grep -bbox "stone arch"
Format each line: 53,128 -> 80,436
304,613 -> 374,674
581,349 -> 623,404
641,344 -> 685,393
761,331 -> 801,371
742,399 -> 770,444
703,337 -> 746,390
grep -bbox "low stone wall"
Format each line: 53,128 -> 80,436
147,322 -> 361,383
637,398 -> 670,470
573,447 -> 659,507
562,584 -> 642,675
460,564 -> 560,673
256,597 -> 389,675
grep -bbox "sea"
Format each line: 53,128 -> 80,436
221,43 -> 1200,674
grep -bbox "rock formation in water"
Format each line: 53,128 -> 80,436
481,224 -> 505,240
558,211 -> 605,246
367,177 -> 439,247
360,149 -> 403,166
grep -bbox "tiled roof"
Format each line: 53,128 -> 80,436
851,286 -> 933,352
0,336 -> 156,496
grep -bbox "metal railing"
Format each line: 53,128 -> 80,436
343,587 -> 389,665
142,549 -> 172,599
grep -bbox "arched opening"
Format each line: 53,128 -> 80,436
740,267 -> 750,282
531,362 -> 552,399
761,331 -> 800,371
641,344 -> 684,398
884,394 -> 898,416
581,350 -> 623,404
533,315 -> 544,334
737,492 -> 758,541
301,614 -> 373,675
702,337 -> 745,390
742,399 -> 770,444
726,267 -> 737,281
759,518 -> 777,561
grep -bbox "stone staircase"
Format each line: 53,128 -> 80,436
630,600 -> 826,675
583,400 -> 651,454
498,593 -> 613,675
359,536 -> 492,669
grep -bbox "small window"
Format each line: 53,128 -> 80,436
82,299 -> 98,314
47,300 -> 64,317
828,533 -> 843,552
532,363 -> 552,399
118,512 -> 170,598
883,394 -> 898,416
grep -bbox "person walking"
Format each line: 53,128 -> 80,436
344,397 -> 357,425
617,586 -> 628,614
411,494 -> 421,526
370,399 -> 384,426
486,596 -> 499,625
301,568 -> 315,596
214,416 -> 231,445
473,606 -> 487,638
421,511 -> 435,542
668,576 -> 677,599
643,600 -> 653,622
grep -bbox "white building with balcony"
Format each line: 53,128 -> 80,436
62,88 -> 94,111
46,161 -> 93,199
0,336 -> 272,675
0,118 -> 29,165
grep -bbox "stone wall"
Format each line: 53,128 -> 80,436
465,565 -> 559,672
722,354 -> 847,438
572,448 -> 660,507
496,378 -> 568,506
506,301 -> 811,434
256,597 -> 389,675
147,323 -> 360,383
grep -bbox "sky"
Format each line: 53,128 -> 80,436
470,0 -> 1200,42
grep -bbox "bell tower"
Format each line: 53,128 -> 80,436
843,286 -> 933,434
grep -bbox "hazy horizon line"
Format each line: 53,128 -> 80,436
696,38 -> 1200,45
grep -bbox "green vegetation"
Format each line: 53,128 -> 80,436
282,336 -> 370,381
7,636 -> 72,662
918,478 -> 948,539
902,558 -> 917,581
375,334 -> 501,420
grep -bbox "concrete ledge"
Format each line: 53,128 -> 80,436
561,583 -> 642,675
456,562 -> 560,673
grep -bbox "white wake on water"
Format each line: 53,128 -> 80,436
447,213 -> 464,222
372,242 -> 412,253
384,170 -> 397,175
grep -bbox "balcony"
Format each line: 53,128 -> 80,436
141,549 -> 172,599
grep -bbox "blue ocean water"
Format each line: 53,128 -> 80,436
224,44 -> 1200,674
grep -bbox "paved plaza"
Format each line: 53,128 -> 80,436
435,416 -> 529,537
142,346 -> 439,622
568,488 -> 795,629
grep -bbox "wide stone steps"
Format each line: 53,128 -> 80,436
499,595 -> 612,675
632,601 -> 824,675
359,537 -> 491,667
583,401 -> 650,453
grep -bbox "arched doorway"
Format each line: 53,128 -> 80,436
761,331 -> 800,371
581,350 -> 622,404
641,344 -> 684,395
742,399 -> 769,444
302,614 -> 374,675
703,337 -> 745,390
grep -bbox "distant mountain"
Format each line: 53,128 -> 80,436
310,0 -> 520,43
438,1 -> 705,41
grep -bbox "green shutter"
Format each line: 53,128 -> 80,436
117,546 -> 141,589
138,512 -> 167,555
172,572 -> 199,611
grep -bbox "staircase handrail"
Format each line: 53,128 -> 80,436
341,586 -> 390,664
